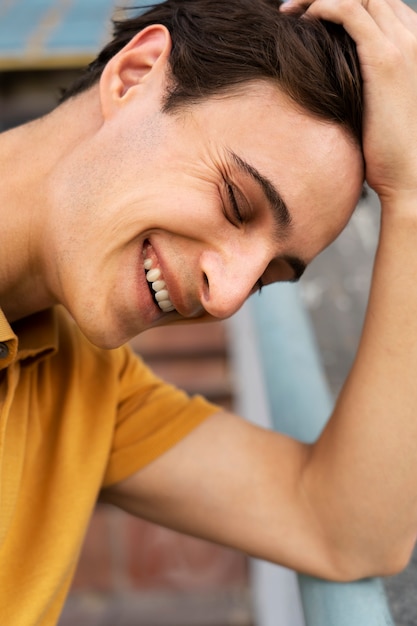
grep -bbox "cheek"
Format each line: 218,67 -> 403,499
146,187 -> 224,237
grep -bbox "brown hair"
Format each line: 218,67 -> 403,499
60,0 -> 362,142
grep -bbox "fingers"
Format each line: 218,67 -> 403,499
280,0 -> 417,200
282,0 -> 411,48
280,0 -> 417,36
374,0 -> 417,35
280,0 -> 416,89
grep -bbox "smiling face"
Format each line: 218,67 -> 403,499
47,79 -> 363,349
45,21 -> 363,348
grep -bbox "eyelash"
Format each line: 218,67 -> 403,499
227,183 -> 243,224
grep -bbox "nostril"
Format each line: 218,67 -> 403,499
201,272 -> 210,305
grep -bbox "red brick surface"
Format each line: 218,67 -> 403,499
125,516 -> 247,591
72,505 -> 247,594
130,323 -> 227,358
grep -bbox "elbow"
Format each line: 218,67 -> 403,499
378,538 -> 415,577
373,538 -> 415,578
327,536 -> 416,582
341,552 -> 411,582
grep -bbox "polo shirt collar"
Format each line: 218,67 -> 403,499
0,308 -> 58,370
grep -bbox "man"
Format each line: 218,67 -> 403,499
1,0 -> 417,623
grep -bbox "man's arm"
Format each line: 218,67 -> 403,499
289,0 -> 417,576
102,411 -> 338,577
103,0 -> 417,581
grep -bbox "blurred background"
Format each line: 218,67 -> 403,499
1,1 -> 416,625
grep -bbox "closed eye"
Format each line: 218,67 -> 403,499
227,183 -> 243,225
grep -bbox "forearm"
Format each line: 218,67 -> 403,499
305,198 -> 417,578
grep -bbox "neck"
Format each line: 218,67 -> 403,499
0,89 -> 102,322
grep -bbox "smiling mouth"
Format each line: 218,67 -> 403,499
143,254 -> 176,313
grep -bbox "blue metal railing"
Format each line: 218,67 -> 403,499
229,285 -> 394,626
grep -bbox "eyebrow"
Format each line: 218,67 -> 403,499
228,150 -> 306,282
229,150 -> 293,231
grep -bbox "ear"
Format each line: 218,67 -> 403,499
99,24 -> 172,118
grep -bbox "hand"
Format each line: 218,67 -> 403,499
281,0 -> 417,207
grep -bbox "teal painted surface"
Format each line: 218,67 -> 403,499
250,285 -> 332,442
0,0 -> 150,68
46,0 -> 118,51
250,284 -> 395,625
0,0 -> 56,53
298,576 -> 394,626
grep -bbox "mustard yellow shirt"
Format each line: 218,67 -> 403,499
0,307 -> 217,625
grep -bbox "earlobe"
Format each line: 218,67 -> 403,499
100,24 -> 172,118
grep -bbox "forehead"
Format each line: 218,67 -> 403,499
192,80 -> 361,178
194,83 -> 364,252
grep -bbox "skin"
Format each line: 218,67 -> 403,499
105,2 -> 417,581
2,1 -> 417,582
0,26 -> 363,349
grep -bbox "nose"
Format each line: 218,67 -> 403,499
200,248 -> 267,319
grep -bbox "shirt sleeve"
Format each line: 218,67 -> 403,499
102,344 -> 219,487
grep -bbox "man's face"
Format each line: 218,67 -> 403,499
50,81 -> 364,348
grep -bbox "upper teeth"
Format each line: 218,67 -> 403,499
144,258 -> 175,312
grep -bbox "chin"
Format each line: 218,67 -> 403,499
75,317 -> 139,350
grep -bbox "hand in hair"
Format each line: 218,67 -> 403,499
282,0 -> 417,206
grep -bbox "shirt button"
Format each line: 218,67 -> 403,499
0,342 -> 9,359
